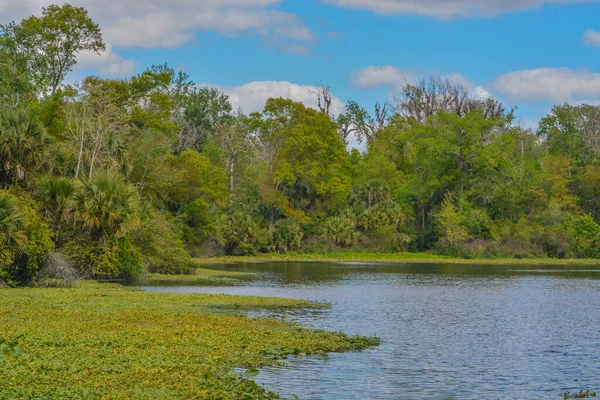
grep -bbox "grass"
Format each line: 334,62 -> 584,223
142,267 -> 256,286
196,252 -> 600,266
0,282 -> 378,399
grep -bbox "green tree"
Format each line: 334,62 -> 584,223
436,193 -> 469,250
20,4 -> 105,95
0,107 -> 48,184
67,171 -> 140,241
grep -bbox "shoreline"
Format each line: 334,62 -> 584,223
196,252 -> 600,266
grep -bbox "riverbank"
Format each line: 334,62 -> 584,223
196,252 -> 600,266
0,282 -> 378,399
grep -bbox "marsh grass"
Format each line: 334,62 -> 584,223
196,252 -> 600,266
142,267 -> 257,286
0,282 -> 377,399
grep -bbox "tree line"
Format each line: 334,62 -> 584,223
1,4 -> 599,285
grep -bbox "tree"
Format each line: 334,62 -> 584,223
67,171 -> 140,241
64,78 -> 129,178
212,115 -> 256,196
252,98 -> 351,223
393,77 -> 507,124
0,192 -> 27,266
20,4 -> 105,96
0,190 -> 53,285
341,100 -> 390,146
0,107 -> 48,184
0,22 -> 35,108
176,87 -> 233,152
308,81 -> 333,116
538,103 -> 600,166
436,193 -> 469,249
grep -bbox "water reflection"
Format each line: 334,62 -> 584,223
141,262 -> 600,399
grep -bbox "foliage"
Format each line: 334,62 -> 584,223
0,107 -> 48,184
269,218 -> 304,253
218,211 -> 269,256
563,390 -> 597,399
131,208 -> 195,274
436,193 -> 470,251
0,282 -> 378,399
321,215 -> 358,247
0,190 -> 53,285
67,171 -> 140,240
2,3 -> 600,282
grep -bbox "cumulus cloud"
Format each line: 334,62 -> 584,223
583,29 -> 600,46
0,1 -> 314,48
492,68 -> 600,103
0,1 -> 316,78
205,81 -> 345,115
352,66 -> 491,99
352,66 -> 418,90
76,45 -> 137,77
321,0 -> 591,18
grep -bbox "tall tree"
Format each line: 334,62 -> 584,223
20,4 -> 105,96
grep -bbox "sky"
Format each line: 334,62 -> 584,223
3,0 -> 600,133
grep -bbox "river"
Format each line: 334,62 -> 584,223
140,261 -> 600,399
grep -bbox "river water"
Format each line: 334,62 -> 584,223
140,261 -> 600,399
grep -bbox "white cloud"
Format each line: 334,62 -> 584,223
0,1 -> 316,79
352,66 -> 491,99
0,1 -> 315,49
205,81 -> 345,115
352,66 -> 418,90
321,0 -> 591,19
76,44 -> 137,77
492,68 -> 600,103
583,29 -> 600,46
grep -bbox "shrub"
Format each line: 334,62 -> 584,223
269,219 -> 303,253
36,252 -> 80,287
572,214 -> 600,258
0,190 -> 53,286
131,208 -> 195,274
116,238 -> 143,280
217,211 -> 268,256
321,216 -> 357,247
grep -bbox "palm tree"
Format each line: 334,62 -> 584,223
38,176 -> 76,233
67,171 -> 140,240
0,107 -> 48,184
0,192 -> 27,265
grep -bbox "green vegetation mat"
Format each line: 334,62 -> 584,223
197,253 -> 600,266
0,283 -> 378,399
143,268 -> 256,286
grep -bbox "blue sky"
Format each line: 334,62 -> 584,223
4,0 -> 600,130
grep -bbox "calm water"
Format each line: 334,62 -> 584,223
140,262 -> 600,399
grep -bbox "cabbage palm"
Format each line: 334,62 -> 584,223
0,192 -> 27,264
0,107 -> 48,183
38,176 -> 76,228
67,171 -> 140,240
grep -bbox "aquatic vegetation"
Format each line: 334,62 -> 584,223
564,390 -> 597,399
196,252 -> 600,266
143,267 -> 256,286
0,282 -> 378,399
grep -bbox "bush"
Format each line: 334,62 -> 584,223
0,190 -> 53,286
269,219 -> 303,253
572,214 -> 600,258
217,211 -> 268,256
321,216 -> 357,247
36,252 -> 80,287
131,208 -> 195,274
181,198 -> 215,256
116,238 -> 143,280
